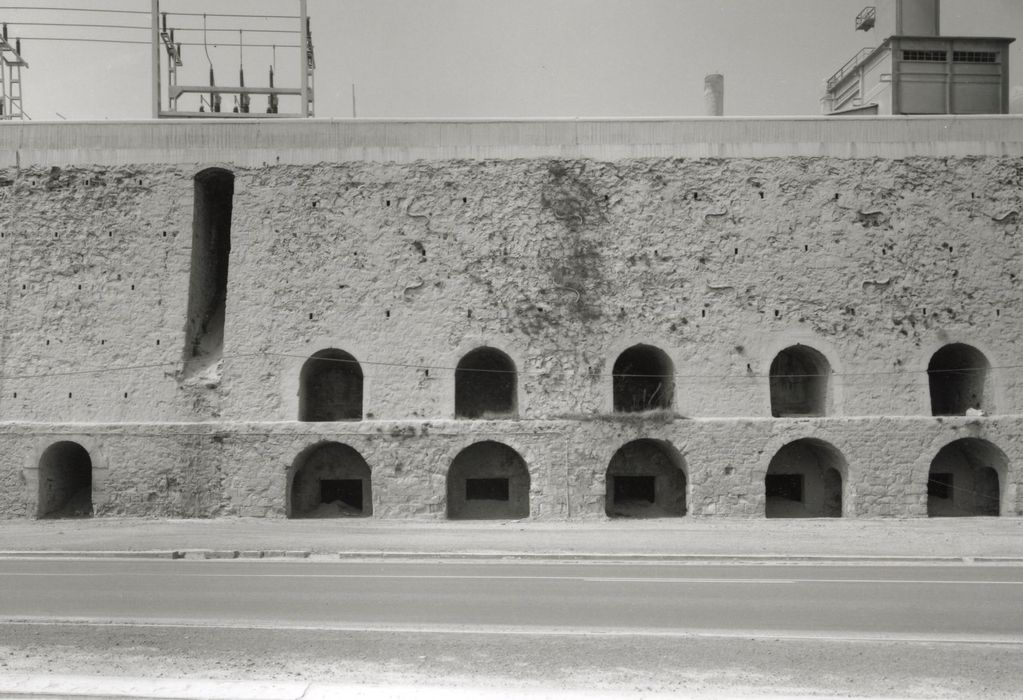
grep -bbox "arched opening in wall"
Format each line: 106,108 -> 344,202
928,344 -> 990,416
289,442 -> 372,518
765,439 -> 845,518
613,345 -> 674,413
605,439 -> 686,518
299,349 -> 364,422
447,441 -> 529,520
927,438 -> 1004,517
37,441 -> 92,519
183,168 -> 234,379
455,348 -> 516,418
770,345 -> 831,417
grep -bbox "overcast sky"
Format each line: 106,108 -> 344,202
4,0 -> 1021,121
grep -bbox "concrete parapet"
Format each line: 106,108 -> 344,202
2,116 -> 1023,166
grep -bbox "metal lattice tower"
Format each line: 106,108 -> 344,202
0,24 -> 28,120
151,0 -> 315,119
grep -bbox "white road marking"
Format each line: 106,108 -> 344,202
0,571 -> 1021,585
2,616 -> 1022,646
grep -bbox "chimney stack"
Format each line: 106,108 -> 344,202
704,74 -> 724,116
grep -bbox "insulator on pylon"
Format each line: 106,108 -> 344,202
267,65 -> 278,114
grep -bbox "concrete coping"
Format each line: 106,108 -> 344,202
3,115 -> 1023,166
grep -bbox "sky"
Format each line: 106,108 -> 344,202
3,0 -> 1022,121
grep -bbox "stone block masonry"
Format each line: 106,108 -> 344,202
0,117 -> 1020,520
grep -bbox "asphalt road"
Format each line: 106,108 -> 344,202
3,559 -> 1023,697
2,559 -> 1022,641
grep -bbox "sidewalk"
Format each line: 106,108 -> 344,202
1,516 -> 1023,561
0,676 -> 692,700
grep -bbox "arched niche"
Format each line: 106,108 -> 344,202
455,347 -> 517,418
612,345 -> 674,413
927,438 -> 1004,517
299,349 -> 364,422
289,442 -> 372,518
38,441 -> 92,519
605,439 -> 686,518
447,441 -> 530,520
928,344 -> 990,416
770,345 -> 831,417
765,438 -> 845,518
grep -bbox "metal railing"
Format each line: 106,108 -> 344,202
855,6 -> 877,31
826,47 -> 875,91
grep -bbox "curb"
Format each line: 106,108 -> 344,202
1,550 -> 1023,564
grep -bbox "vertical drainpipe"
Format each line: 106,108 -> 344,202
704,74 -> 724,116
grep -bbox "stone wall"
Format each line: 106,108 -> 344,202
0,118 -> 1020,519
0,418 -> 1019,519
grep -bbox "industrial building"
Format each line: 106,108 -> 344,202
822,0 -> 1014,115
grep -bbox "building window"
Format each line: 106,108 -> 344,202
902,50 -> 947,62
455,348 -> 516,418
927,473 -> 953,500
953,51 -> 997,64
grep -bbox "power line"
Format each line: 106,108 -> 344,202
0,6 -> 148,14
167,12 -> 299,20
0,7 -> 298,19
15,36 -> 299,48
0,350 -> 1015,382
7,36 -> 147,44
4,21 -> 297,34
1,21 -> 148,29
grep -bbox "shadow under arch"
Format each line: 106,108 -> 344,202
765,438 -> 846,518
455,347 -> 517,418
38,441 -> 93,519
299,349 -> 364,421
447,441 -> 530,520
770,345 -> 831,417
927,438 -> 1005,517
605,439 -> 686,518
928,343 -> 990,416
612,344 -> 674,413
288,442 -> 372,518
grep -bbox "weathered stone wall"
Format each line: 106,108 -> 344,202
0,118 -> 1020,519
0,418 -> 1019,519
